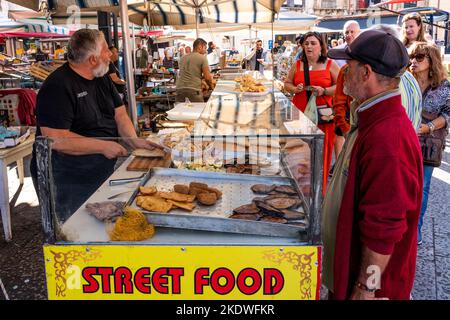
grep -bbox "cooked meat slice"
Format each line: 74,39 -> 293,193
229,213 -> 261,221
251,184 -> 276,194
197,192 -> 218,206
280,209 -> 306,220
174,184 -> 190,195
233,203 -> 260,214
85,201 -> 124,221
264,197 -> 299,210
259,216 -> 288,224
255,202 -> 284,217
274,185 -> 297,195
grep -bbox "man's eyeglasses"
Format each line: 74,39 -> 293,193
409,53 -> 428,62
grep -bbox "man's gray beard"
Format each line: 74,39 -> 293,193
93,61 -> 109,78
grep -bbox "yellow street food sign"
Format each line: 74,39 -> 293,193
44,245 -> 321,300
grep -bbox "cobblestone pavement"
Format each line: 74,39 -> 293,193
412,136 -> 450,300
0,141 -> 449,299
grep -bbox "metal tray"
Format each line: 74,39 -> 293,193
125,168 -> 308,238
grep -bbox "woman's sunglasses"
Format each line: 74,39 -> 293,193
409,53 -> 428,62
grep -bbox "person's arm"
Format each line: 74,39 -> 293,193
109,73 -> 126,86
202,57 -> 213,88
350,246 -> 391,300
283,62 -> 302,95
333,65 -> 351,135
114,106 -> 164,150
40,127 -> 127,159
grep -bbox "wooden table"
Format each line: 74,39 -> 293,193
0,134 -> 34,241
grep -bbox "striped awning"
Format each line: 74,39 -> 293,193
14,1 -> 284,26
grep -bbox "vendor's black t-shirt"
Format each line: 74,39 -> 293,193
36,62 -> 123,138
31,63 -> 124,221
108,62 -> 125,94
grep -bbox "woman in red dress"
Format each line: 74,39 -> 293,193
284,32 -> 340,194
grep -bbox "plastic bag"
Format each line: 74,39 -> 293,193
304,94 -> 318,125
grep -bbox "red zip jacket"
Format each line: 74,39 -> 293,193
333,94 -> 423,300
332,65 -> 353,135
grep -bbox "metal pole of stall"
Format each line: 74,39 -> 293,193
112,13 -> 119,51
196,7 -> 200,39
119,0 -> 138,130
131,23 -> 136,70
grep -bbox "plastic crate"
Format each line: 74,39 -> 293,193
0,93 -> 20,125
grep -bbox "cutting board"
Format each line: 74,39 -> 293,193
126,153 -> 172,171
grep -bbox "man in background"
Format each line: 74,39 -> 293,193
175,38 -> 213,102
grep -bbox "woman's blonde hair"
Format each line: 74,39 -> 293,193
409,42 -> 447,88
402,13 -> 426,47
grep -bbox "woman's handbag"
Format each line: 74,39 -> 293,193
303,60 -> 334,125
304,94 -> 318,125
419,111 -> 448,167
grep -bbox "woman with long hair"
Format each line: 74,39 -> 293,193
284,32 -> 340,193
402,13 -> 427,50
409,42 -> 450,245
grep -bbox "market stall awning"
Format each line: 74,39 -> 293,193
174,9 -> 318,32
16,1 -> 284,26
0,31 -> 69,38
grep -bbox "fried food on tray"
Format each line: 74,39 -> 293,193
167,200 -> 196,211
174,184 -> 190,195
197,192 -> 218,206
251,184 -> 276,194
139,186 -> 157,195
206,187 -> 222,199
274,185 -> 297,195
189,182 -> 209,190
140,196 -> 173,213
236,75 -> 266,93
158,191 -> 196,203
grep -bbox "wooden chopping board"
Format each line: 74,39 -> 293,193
127,153 -> 172,171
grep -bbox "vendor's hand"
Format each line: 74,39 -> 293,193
310,86 -> 325,96
418,123 -> 429,136
130,138 -> 165,151
350,286 -> 388,300
103,141 -> 128,159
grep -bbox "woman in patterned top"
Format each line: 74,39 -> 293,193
409,42 -> 450,245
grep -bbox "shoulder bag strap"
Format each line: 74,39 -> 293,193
303,59 -> 312,102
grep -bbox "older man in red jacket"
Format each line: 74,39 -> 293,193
326,30 -> 423,300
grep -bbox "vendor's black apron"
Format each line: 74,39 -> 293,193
31,149 -> 116,223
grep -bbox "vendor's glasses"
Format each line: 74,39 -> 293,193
409,53 -> 428,62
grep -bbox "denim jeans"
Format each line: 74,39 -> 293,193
418,165 -> 434,243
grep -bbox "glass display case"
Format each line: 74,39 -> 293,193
34,70 -> 324,300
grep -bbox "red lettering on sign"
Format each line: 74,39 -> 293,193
236,268 -> 262,295
211,268 -> 235,295
168,268 -> 184,294
263,268 -> 284,295
114,267 -> 133,294
152,268 -> 169,294
82,267 -> 99,293
134,268 -> 151,294
97,267 -> 113,294
194,268 -> 210,294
